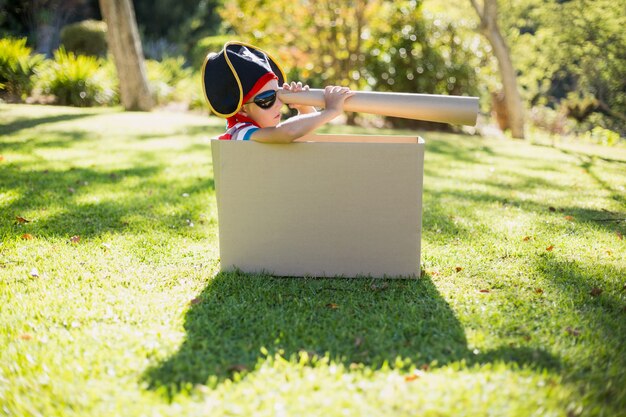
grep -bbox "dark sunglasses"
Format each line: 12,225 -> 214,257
246,89 -> 277,109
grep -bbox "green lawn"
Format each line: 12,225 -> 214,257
1,104 -> 625,416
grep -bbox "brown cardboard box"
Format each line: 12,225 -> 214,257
211,134 -> 424,278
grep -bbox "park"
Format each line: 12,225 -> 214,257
1,0 -> 625,416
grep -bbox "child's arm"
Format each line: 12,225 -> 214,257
250,86 -> 354,144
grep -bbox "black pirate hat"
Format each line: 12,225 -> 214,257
202,41 -> 286,118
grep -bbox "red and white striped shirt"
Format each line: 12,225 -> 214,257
218,122 -> 259,141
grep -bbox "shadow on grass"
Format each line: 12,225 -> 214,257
0,112 -> 98,136
425,138 -> 494,164
533,256 -> 626,408
2,164 -> 214,238
144,272 -> 560,397
574,154 -> 626,208
425,186 -> 626,237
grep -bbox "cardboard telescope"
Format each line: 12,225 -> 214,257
278,88 -> 479,126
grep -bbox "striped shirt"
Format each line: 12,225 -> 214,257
218,122 -> 259,141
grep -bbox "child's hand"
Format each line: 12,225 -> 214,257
323,85 -> 355,115
283,81 -> 316,114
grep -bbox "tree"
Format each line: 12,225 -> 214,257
99,0 -> 152,111
470,0 -> 525,139
506,0 -> 626,135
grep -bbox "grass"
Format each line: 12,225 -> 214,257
1,103 -> 625,416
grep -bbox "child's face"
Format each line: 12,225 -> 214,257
241,79 -> 282,128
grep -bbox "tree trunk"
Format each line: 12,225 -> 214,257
470,0 -> 525,139
99,0 -> 153,111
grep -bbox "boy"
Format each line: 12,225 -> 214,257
202,41 -> 354,143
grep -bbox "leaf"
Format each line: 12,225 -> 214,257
564,215 -> 574,221
21,233 -> 33,240
69,235 -> 81,243
16,216 -> 30,224
617,231 -> 624,240
590,287 -> 603,297
522,236 -> 532,241
29,267 -> 39,278
535,288 -> 544,294
190,297 -> 202,305
549,207 -> 556,212
455,266 -> 463,272
370,282 -> 388,292
68,187 -> 76,194
19,334 -> 33,340
546,245 -> 555,252
326,303 -> 339,309
479,289 -> 490,293
0,155 -> 4,162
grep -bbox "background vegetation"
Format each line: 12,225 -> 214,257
0,0 -> 624,140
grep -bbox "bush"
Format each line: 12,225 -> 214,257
363,6 -> 481,128
146,56 -> 193,105
0,38 -> 44,102
60,20 -> 108,57
581,126 -> 622,146
38,48 -> 116,107
528,105 -> 572,136
189,35 -> 231,70
183,71 -> 210,111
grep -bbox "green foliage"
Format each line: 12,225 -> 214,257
581,126 -> 622,147
503,0 -> 626,135
219,0 -> 481,126
190,34 -> 231,69
60,19 -> 108,57
38,48 -> 117,107
134,0 -> 223,54
0,37 -> 44,102
561,92 -> 600,123
219,0 -> 380,89
527,106 -> 571,136
146,56 -> 193,105
363,2 -> 481,126
182,70 -> 211,110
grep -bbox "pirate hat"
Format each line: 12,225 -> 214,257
202,41 -> 286,118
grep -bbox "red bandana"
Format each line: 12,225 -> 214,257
226,113 -> 260,128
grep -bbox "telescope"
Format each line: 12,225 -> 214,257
278,88 -> 479,126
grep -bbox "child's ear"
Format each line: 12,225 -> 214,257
238,107 -> 249,117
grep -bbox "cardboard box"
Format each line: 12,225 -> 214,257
211,134 -> 424,278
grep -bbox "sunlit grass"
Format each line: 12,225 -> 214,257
1,104 -> 625,416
